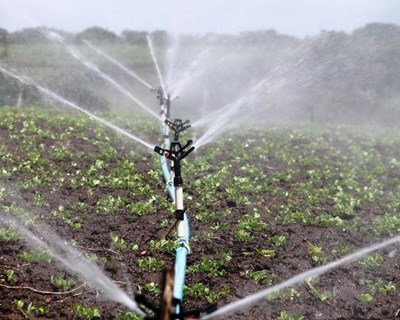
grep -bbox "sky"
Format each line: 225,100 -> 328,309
0,0 -> 400,37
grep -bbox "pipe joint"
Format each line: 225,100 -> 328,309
175,209 -> 185,220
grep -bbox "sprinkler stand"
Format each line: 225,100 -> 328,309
154,140 -> 194,319
154,87 -> 175,201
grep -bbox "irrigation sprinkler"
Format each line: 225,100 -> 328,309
165,119 -> 191,143
154,87 -> 171,120
161,118 -> 192,203
153,87 -> 174,201
152,83 -> 189,203
137,139 -> 207,320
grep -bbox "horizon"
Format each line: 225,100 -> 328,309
1,0 -> 400,38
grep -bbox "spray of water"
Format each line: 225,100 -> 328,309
169,45 -> 212,100
193,38 -> 323,149
45,31 -> 161,122
201,235 -> 400,319
83,39 -> 155,91
165,32 -> 180,89
193,74 -> 285,150
0,216 -> 144,315
146,34 -> 167,98
0,63 -> 155,150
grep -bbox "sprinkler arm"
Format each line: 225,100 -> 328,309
165,119 -> 191,142
154,140 -> 195,164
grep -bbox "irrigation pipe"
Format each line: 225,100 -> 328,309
154,140 -> 195,319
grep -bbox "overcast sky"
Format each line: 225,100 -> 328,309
1,0 -> 399,37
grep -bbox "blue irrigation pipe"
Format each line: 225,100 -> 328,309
172,212 -> 190,316
154,140 -> 195,319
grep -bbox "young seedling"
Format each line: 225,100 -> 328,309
358,293 -> 373,303
75,304 -> 101,320
50,275 -> 76,291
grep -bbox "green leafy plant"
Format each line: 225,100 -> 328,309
137,257 -> 165,272
18,248 -> 52,264
245,270 -> 277,285
50,275 -> 76,291
358,254 -> 383,269
187,257 -> 226,276
358,293 -> 373,303
3,269 -> 17,283
75,304 -> 101,320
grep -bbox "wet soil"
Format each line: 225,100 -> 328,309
0,114 -> 400,320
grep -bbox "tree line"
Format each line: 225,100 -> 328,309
0,23 -> 399,126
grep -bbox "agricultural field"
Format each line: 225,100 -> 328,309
1,105 -> 400,319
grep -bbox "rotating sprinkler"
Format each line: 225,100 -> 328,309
152,86 -> 182,202
160,118 -> 192,202
165,119 -> 191,143
153,87 -> 172,120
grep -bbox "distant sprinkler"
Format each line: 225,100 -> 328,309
153,86 -> 180,120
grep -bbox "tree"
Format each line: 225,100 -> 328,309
121,30 -> 147,45
9,27 -> 48,44
75,27 -> 120,43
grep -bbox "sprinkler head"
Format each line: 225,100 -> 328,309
154,140 -> 194,187
165,118 -> 191,141
154,140 -> 194,162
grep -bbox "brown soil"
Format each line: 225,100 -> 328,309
0,115 -> 400,320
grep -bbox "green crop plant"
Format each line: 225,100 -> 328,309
96,195 -> 125,215
51,205 -> 82,229
237,210 -> 266,231
137,257 -> 165,272
255,248 -> 276,258
138,282 -> 161,296
50,275 -> 76,291
14,300 -> 48,317
0,226 -> 24,242
127,199 -> 155,216
110,232 -> 138,252
84,253 -> 107,266
18,248 -> 52,264
52,145 -> 73,161
372,214 -> 400,236
278,311 -> 304,320
358,293 -> 373,303
187,257 -> 226,276
358,254 -> 383,269
366,279 -> 396,295
307,241 -> 329,266
70,201 -> 89,213
148,239 -> 176,254
268,235 -> 287,247
245,270 -> 277,285
311,288 -> 335,302
75,304 -> 101,320
195,209 -> 231,224
267,288 -> 300,301
1,269 -> 17,283
185,283 -> 230,304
